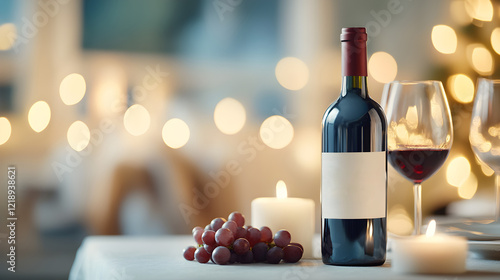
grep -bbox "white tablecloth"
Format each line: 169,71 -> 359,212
70,235 -> 500,280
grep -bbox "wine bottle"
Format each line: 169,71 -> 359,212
321,27 -> 387,266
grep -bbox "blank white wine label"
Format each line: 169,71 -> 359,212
322,152 -> 386,219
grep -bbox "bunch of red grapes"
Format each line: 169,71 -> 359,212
183,211 -> 303,265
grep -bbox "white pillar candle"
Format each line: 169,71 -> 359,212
251,180 -> 315,258
392,220 -> 468,274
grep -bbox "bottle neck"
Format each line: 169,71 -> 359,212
341,76 -> 368,98
341,38 -> 367,77
340,29 -> 368,98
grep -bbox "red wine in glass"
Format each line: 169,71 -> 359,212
388,148 -> 449,184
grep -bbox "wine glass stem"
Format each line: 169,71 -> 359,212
413,183 -> 422,235
496,175 -> 500,222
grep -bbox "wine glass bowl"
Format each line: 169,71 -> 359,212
384,81 -> 453,235
470,78 -> 500,221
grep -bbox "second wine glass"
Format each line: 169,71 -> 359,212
384,81 -> 453,235
470,78 -> 500,222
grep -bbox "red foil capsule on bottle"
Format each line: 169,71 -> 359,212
340,27 -> 367,77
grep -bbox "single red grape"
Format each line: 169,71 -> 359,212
252,242 -> 268,262
228,211 -> 245,227
183,246 -> 196,261
259,226 -> 273,243
274,230 -> 291,248
267,246 -> 283,264
194,247 -> 211,263
215,228 -> 234,246
246,228 -> 261,247
233,238 -> 250,255
192,226 -> 203,234
210,217 -> 226,231
193,227 -> 204,245
202,230 -> 216,246
222,220 -> 238,234
212,246 -> 231,265
283,244 -> 303,263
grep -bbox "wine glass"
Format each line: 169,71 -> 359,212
384,81 -> 453,235
470,78 -> 500,221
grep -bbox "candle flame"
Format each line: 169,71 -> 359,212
276,180 -> 287,199
426,219 -> 436,237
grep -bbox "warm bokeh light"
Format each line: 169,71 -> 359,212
450,0 -> 473,25
430,93 -> 445,127
213,98 -> 246,135
446,156 -> 471,187
28,101 -> 51,133
123,104 -> 151,136
67,121 -> 90,152
318,50 -> 341,91
259,115 -> 294,149
465,0 -> 493,21
0,117 -> 12,145
490,125 -> 500,137
431,25 -> 458,54
60,73 -> 87,105
0,23 -> 16,51
395,123 -> 409,143
480,161 -> 494,176
447,74 -> 475,103
275,57 -> 309,91
388,205 -> 413,236
91,65 -> 127,116
293,128 -> 321,172
491,27 -> 500,55
470,116 -> 492,153
276,180 -> 287,199
471,46 -> 494,75
405,106 -> 418,129
426,220 -> 436,237
458,173 -> 478,199
162,118 -> 190,149
368,52 -> 397,83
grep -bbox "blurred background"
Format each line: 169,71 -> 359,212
0,0 -> 499,278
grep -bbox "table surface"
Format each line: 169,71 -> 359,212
69,235 -> 500,280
